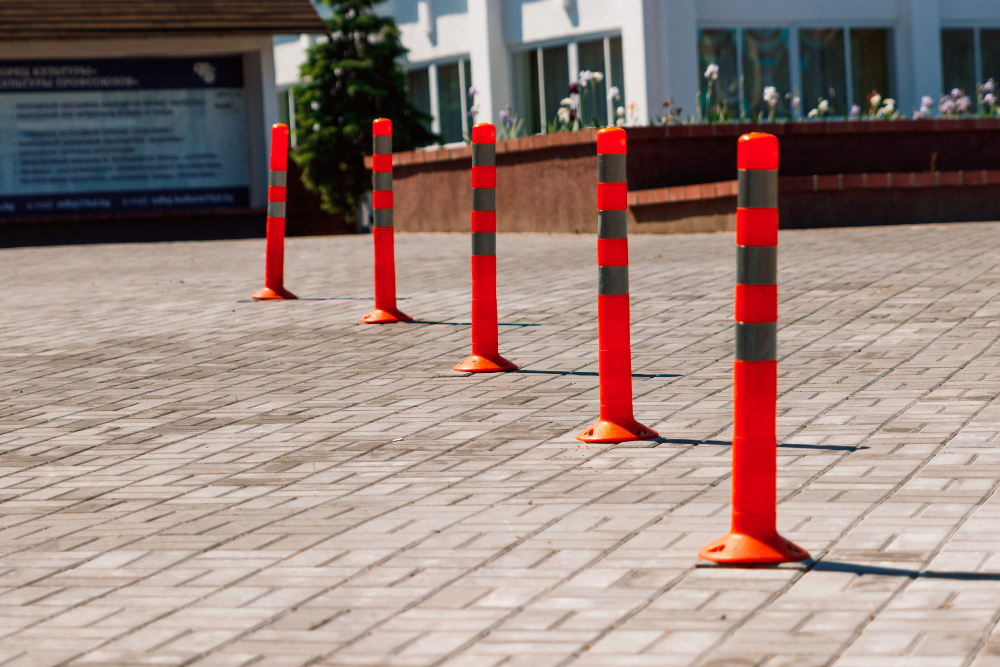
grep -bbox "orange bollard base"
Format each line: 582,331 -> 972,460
453,353 -> 517,373
252,286 -> 298,300
698,530 -> 809,565
577,417 -> 658,444
361,307 -> 413,324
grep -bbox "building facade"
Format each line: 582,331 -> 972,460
277,0 -> 1000,145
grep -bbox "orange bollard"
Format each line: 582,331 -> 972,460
362,118 -> 412,324
578,128 -> 657,444
252,123 -> 297,300
699,132 -> 809,565
454,123 -> 517,373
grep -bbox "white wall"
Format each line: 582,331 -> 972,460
273,0 -> 1000,134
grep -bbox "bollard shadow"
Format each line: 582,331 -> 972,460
237,297 -> 413,303
814,560 -> 1000,581
410,320 -> 540,327
515,369 -> 681,378
657,439 -> 865,452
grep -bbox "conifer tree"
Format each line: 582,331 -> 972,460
292,0 -> 436,216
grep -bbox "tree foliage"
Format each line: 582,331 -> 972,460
292,0 -> 436,216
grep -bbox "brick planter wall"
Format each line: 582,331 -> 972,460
369,119 -> 1000,234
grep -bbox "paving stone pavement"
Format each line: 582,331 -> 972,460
5,224 -> 1000,666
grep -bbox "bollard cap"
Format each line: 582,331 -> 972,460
737,132 -> 778,170
472,123 -> 496,144
270,123 -> 289,171
597,127 -> 626,155
373,118 -> 392,136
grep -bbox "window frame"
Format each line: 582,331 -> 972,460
697,23 -> 897,118
508,31 -> 623,134
404,55 -> 473,144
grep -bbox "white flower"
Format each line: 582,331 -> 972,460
616,118 -> 626,127
951,88 -> 961,99
608,86 -> 620,101
557,106 -> 571,124
468,86 -> 478,98
561,97 -> 573,107
940,97 -> 954,113
957,95 -> 972,112
704,63 -> 719,81
312,123 -> 321,131
818,99 -> 829,113
986,93 -> 997,106
869,93 -> 881,109
920,95 -> 934,109
592,72 -> 604,83
310,101 -> 320,111
616,106 -> 625,117
882,98 -> 895,111
849,104 -> 861,118
763,86 -> 778,106
807,108 -> 819,118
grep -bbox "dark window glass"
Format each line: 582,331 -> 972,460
982,29 -> 1000,85
743,29 -> 791,118
942,29 -> 975,100
542,45 -> 569,128
407,68 -> 431,132
851,28 -> 894,107
800,29 -> 847,115
437,63 -> 463,143
464,60 -> 475,126
512,50 -> 540,135
610,37 -> 625,116
578,39 -> 608,127
698,29 -> 739,114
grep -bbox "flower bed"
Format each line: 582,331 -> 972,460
367,119 -> 1000,234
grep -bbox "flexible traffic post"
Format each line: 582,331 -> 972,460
699,132 -> 809,565
578,127 -> 657,444
362,118 -> 412,324
252,123 -> 297,300
454,123 -> 517,373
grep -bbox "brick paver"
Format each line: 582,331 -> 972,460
2,224 -> 1000,666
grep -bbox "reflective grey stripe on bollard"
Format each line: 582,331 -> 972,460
372,172 -> 392,190
472,144 -> 495,167
269,171 -> 287,187
267,200 -> 286,218
373,136 -> 392,155
598,210 -> 627,239
736,246 -> 777,285
471,232 -> 496,256
737,170 -> 779,209
597,154 -> 627,183
373,209 -> 394,227
598,265 -> 629,295
472,189 -> 496,212
735,322 -> 777,361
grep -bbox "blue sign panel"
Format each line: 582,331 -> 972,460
0,56 -> 251,217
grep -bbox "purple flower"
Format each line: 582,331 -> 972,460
984,79 -> 996,94
568,83 -> 580,95
986,93 -> 998,106
468,86 -> 478,98
951,88 -> 961,100
849,104 -> 861,118
939,97 -> 954,113
920,95 -> 934,110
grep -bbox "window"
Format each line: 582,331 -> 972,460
799,29 -> 846,115
407,68 -> 432,132
743,29 -> 791,117
698,29 -> 739,112
579,39 -> 609,126
941,28 -> 1000,106
510,35 -> 624,135
438,63 -> 464,143
851,29 -> 893,107
985,30 -> 1000,83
